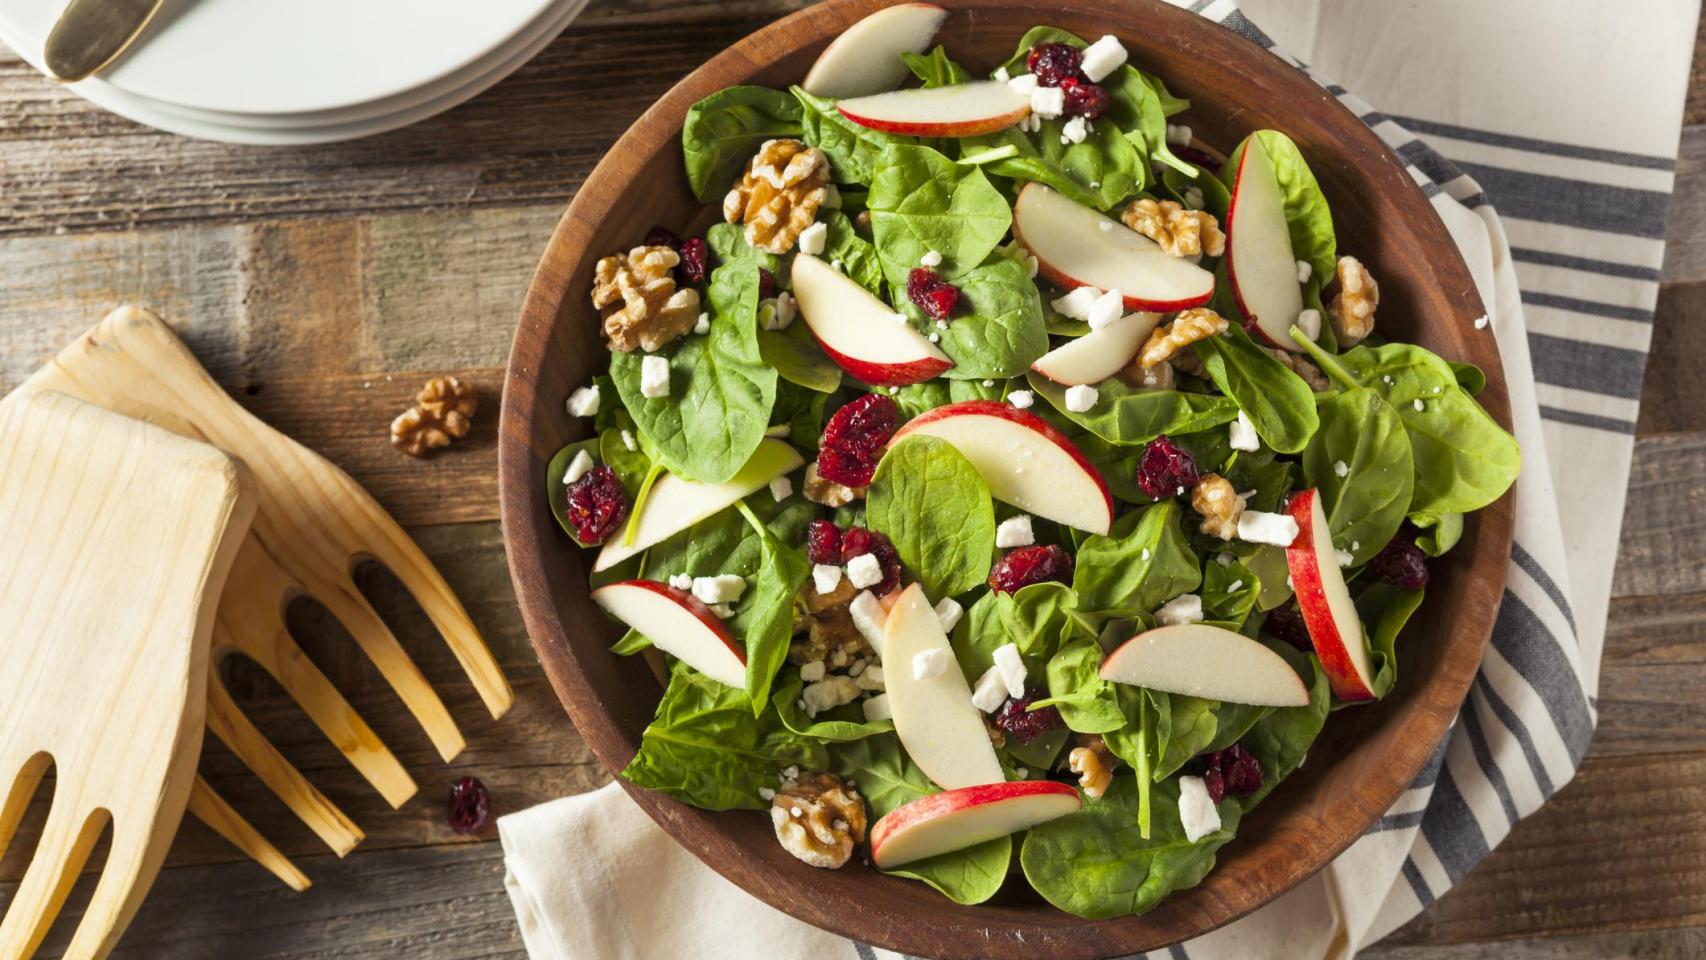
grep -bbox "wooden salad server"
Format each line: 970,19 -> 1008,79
0,389 -> 256,959
26,305 -> 513,872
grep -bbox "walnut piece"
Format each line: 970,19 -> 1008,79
789,578 -> 872,667
591,245 -> 701,353
771,771 -> 867,869
1266,347 -> 1332,392
1191,473 -> 1246,540
1140,308 -> 1229,369
1121,198 -> 1225,258
802,463 -> 862,507
1069,734 -> 1116,799
1327,255 -> 1378,346
723,139 -> 830,255
391,376 -> 477,458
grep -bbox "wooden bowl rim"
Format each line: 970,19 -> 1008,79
499,1 -> 1515,955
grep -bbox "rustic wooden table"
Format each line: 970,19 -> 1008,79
0,3 -> 1700,956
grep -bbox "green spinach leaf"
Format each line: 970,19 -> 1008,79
902,45 -> 970,87
774,673 -> 894,741
682,86 -> 804,203
1034,639 -> 1126,734
1193,325 -> 1319,453
1028,372 -> 1240,446
868,144 -> 1013,287
898,254 -> 1047,379
1302,387 -> 1414,565
1073,501 -> 1201,617
867,436 -> 998,598
792,86 -> 909,186
953,582 -> 1095,680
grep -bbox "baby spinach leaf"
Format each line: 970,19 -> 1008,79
622,665 -> 827,811
731,502 -> 811,712
898,254 -> 1047,379
706,221 -> 785,277
832,735 -> 1011,904
819,209 -> 886,295
545,438 -> 603,547
1201,556 -> 1261,625
1192,325 -> 1319,453
1021,773 -> 1242,918
902,45 -> 970,87
886,379 -> 952,419
770,380 -> 829,453
758,322 -> 842,393
1147,692 -> 1219,780
1450,360 -> 1487,397
1222,131 -> 1336,282
773,673 -> 894,741
1356,583 -> 1424,700
1411,511 -> 1464,556
868,144 -> 1013,287
792,86 -> 909,186
598,427 -> 653,495
1221,447 -> 1297,515
1302,387 -> 1414,565
611,258 -> 778,483
682,86 -> 804,203
1235,643 -> 1330,806
867,436 -> 998,599
1034,639 -> 1126,734
610,628 -> 651,655
953,582 -> 1095,681
1073,501 -> 1201,618
1027,372 -> 1240,446
964,117 -> 1144,211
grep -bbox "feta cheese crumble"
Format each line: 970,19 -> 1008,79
1086,288 -> 1124,329
1165,123 -> 1193,146
799,660 -> 826,682
668,573 -> 693,591
1079,35 -> 1129,82
691,574 -> 746,606
856,664 -> 885,691
1155,593 -> 1204,626
562,449 -> 595,485
1414,398 -> 1426,412
693,312 -> 711,335
802,676 -> 861,717
1337,548 -> 1355,567
1007,73 -> 1039,96
770,475 -> 793,501
620,429 -> 636,451
848,590 -> 887,654
1296,308 -> 1322,341
912,648 -> 949,681
1473,314 -> 1490,330
1333,459 -> 1349,478
1296,260 -> 1313,284
1060,115 -> 1089,145
811,563 -> 842,596
971,665 -> 1009,713
639,354 -> 671,398
1030,85 -> 1065,118
1007,390 -> 1034,409
1064,384 -> 1100,413
1238,510 -> 1301,546
845,553 -> 883,590
992,642 -> 1027,698
934,596 -> 964,633
994,65 -> 1011,82
797,221 -> 827,256
565,384 -> 601,417
920,249 -> 943,267
1228,410 -> 1260,451
1178,775 -> 1222,841
995,514 -> 1036,548
1051,286 -> 1100,320
1183,186 -> 1205,209
862,694 -> 893,722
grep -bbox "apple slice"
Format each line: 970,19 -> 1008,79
1284,488 -> 1376,701
837,81 -> 1031,137
1224,136 -> 1307,350
592,439 -> 803,571
1101,623 -> 1310,707
893,400 -> 1113,535
1013,183 -> 1215,312
591,580 -> 746,687
1030,311 -> 1161,386
870,780 -> 1081,869
802,3 -> 948,99
791,253 -> 953,385
882,583 -> 1005,789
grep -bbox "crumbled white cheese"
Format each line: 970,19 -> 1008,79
1215,552 -> 1232,566
995,514 -> 1036,549
1007,73 -> 1039,96
1165,123 -> 1193,147
971,665 -> 1009,713
812,563 -> 843,595
848,590 -> 888,654
1050,286 -> 1100,320
934,597 -> 964,633
1064,384 -> 1099,413
1227,580 -> 1244,593
1333,459 -> 1349,478
862,693 -> 893,722
912,648 -> 949,681
565,384 -> 601,417
928,332 -> 940,343
1030,85 -> 1065,118
797,221 -> 827,256
758,786 -> 776,800
770,475 -> 793,501
1155,593 -> 1204,626
1079,34 -> 1129,82
845,553 -> 883,590
992,642 -> 1027,698
802,676 -> 862,716
620,429 -> 636,451
1183,186 -> 1205,209
1229,410 -> 1260,451
1296,260 -> 1313,284
856,664 -> 885,691
709,603 -> 735,619
920,249 -> 943,267
1060,115 -> 1089,145
762,292 -> 796,331
1336,548 -> 1355,568
1178,775 -> 1222,842
800,660 -> 826,682
1086,288 -> 1124,329
640,355 -> 671,398
1296,308 -> 1322,341
1007,390 -> 1034,409
562,449 -> 595,485
993,65 -> 1011,82
668,573 -> 693,591
1414,398 -> 1426,412
1473,314 -> 1490,330
1238,510 -> 1301,546
693,312 -> 711,335
691,574 -> 746,606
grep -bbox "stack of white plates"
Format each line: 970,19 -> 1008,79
0,0 -> 590,144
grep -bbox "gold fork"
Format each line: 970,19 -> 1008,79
26,305 -> 513,873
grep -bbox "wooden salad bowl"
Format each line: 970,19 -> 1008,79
499,0 -> 1515,955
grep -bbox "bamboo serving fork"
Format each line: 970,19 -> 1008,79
25,305 -> 513,880
0,389 -> 256,959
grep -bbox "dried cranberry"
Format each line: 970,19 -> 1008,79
1202,744 -> 1263,799
562,464 -> 629,545
1203,765 -> 1226,804
1264,602 -> 1313,652
1026,43 -> 1083,87
840,526 -> 901,595
1172,145 -> 1222,174
805,519 -> 843,566
642,225 -> 681,250
906,268 -> 960,322
1134,434 -> 1200,499
677,236 -> 709,284
758,267 -> 778,301
816,394 -> 899,487
448,775 -> 490,834
992,690 -> 1065,744
1369,537 -> 1430,590
989,544 -> 1075,594
1058,77 -> 1110,120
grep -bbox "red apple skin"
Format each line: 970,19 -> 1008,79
1011,216 -> 1215,313
811,335 -> 953,386
835,104 -> 1030,138
892,399 -> 1116,526
869,780 -> 1081,867
1282,490 -> 1376,702
591,579 -> 746,666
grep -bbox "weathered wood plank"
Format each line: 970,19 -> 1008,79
1594,590 -> 1706,757
1611,433 -> 1706,598
1661,127 -> 1706,283
1635,278 -> 1706,435
1368,925 -> 1706,959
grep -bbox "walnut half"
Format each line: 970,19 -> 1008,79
724,139 -> 830,255
591,245 -> 700,353
771,771 -> 867,869
1191,473 -> 1246,540
1327,255 -> 1379,346
1122,198 -> 1225,259
391,376 -> 477,458
1069,734 -> 1116,799
1140,308 -> 1229,369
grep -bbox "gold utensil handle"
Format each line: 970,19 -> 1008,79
44,0 -> 165,82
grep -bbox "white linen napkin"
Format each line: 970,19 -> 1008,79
500,0 -> 1700,956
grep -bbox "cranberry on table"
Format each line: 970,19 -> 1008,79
906,268 -> 961,321
993,690 -> 1065,744
562,464 -> 629,545
448,776 -> 491,834
1026,42 -> 1084,87
1134,434 -> 1200,499
815,393 -> 900,487
1369,537 -> 1430,590
989,544 -> 1075,594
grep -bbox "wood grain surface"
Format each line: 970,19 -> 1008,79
0,0 -> 1701,955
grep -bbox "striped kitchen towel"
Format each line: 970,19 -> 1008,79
497,1 -> 1699,957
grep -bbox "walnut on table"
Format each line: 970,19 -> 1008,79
1327,255 -> 1379,347
771,771 -> 868,869
1191,473 -> 1246,540
1140,308 -> 1229,370
391,376 -> 477,458
591,245 -> 700,353
1069,734 -> 1117,799
1121,198 -> 1225,258
723,139 -> 830,255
